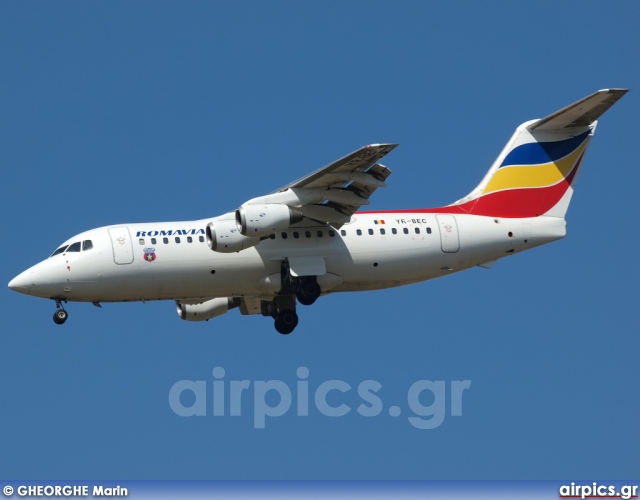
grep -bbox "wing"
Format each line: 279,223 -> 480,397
240,143 -> 398,227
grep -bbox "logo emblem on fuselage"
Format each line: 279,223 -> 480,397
143,248 -> 156,262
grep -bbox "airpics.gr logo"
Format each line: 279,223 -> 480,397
143,248 -> 156,262
559,482 -> 638,500
169,367 -> 472,429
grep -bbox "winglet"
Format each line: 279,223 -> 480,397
528,88 -> 628,131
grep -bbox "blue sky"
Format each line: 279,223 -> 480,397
1,1 -> 638,480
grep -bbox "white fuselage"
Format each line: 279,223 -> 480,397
9,212 -> 566,304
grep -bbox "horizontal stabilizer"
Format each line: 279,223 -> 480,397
529,88 -> 628,131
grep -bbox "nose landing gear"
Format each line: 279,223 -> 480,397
52,299 -> 68,325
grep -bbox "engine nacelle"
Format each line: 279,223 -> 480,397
236,203 -> 303,237
176,297 -> 240,322
206,220 -> 260,253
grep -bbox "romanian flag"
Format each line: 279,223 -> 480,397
373,220 -> 385,225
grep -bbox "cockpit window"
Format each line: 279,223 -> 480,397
49,240 -> 93,257
50,245 -> 68,257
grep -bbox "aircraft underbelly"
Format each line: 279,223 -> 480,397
82,253 -> 273,301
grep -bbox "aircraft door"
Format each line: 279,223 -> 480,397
436,215 -> 460,253
108,227 -> 134,264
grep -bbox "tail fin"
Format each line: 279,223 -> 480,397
451,89 -> 628,218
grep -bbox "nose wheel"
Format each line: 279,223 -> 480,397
52,299 -> 68,325
53,309 -> 68,325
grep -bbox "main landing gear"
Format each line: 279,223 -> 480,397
261,258 -> 322,335
262,295 -> 299,335
275,309 -> 299,335
296,280 -> 321,306
52,299 -> 68,325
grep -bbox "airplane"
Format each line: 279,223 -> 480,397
8,89 -> 628,334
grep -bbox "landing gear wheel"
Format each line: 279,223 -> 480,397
274,309 -> 298,335
296,281 -> 321,306
53,309 -> 68,325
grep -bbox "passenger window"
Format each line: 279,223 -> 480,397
305,231 -> 311,238
187,236 -> 193,243
175,237 -> 181,243
269,234 -> 276,240
82,240 -> 93,251
368,229 -> 373,235
356,229 -> 362,236
66,242 -> 81,252
151,238 -> 157,245
198,236 -> 204,243
163,237 -> 169,244
380,229 -> 385,235
50,245 -> 68,257
293,232 -> 300,239
427,227 -> 432,234
281,232 -> 288,239
317,231 -> 323,238
340,230 -> 347,236
415,228 -> 420,234
392,228 -> 397,235
329,230 -> 335,237
403,228 -> 409,234
139,238 -> 145,245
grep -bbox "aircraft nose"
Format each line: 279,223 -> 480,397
8,271 -> 33,295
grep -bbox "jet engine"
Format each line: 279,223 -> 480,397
235,203 -> 303,237
206,220 -> 260,253
176,297 -> 240,321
